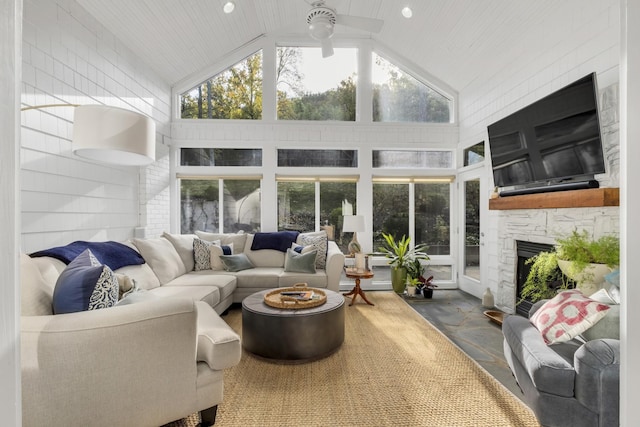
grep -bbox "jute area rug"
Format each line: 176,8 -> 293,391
173,292 -> 539,427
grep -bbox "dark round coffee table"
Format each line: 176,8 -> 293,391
242,289 -> 345,362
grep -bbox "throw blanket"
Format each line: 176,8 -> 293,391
250,231 -> 300,252
30,241 -> 145,270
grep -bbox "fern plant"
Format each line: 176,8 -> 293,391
555,230 -> 620,272
520,251 -> 568,303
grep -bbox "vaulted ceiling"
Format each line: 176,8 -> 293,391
76,0 -> 568,92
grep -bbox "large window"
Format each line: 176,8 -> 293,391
372,53 -> 451,123
277,179 -> 357,252
276,47 -> 357,121
372,181 -> 450,255
278,149 -> 357,167
180,51 -> 263,119
180,179 -> 261,233
373,150 -> 453,168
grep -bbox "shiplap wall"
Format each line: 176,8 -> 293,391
457,0 -> 621,300
20,0 -> 172,253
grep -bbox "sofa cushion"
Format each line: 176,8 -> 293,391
531,290 -> 610,344
21,254 -> 55,316
52,249 -> 120,314
162,232 -> 196,272
234,267 -> 281,288
116,289 -> 159,306
165,272 -> 237,302
210,243 -> 233,270
243,234 -> 285,267
114,262 -> 161,290
278,271 -> 328,288
219,253 -> 255,272
195,231 -> 247,254
297,231 -> 328,269
284,248 -> 317,273
149,285 -> 221,308
133,238 -> 186,285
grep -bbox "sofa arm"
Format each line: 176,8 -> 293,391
574,339 -> 620,426
325,241 -> 345,292
21,298 -> 200,426
195,301 -> 241,370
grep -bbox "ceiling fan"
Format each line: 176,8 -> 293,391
305,0 -> 384,58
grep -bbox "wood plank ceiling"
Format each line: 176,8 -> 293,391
74,0 -> 592,91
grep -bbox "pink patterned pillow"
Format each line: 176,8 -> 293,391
530,290 -> 610,344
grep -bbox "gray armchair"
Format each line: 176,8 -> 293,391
502,301 -> 619,427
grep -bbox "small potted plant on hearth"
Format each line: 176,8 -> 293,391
418,275 -> 437,298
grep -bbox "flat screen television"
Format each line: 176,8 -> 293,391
487,73 -> 606,192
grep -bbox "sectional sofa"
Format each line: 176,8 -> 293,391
20,230 -> 343,426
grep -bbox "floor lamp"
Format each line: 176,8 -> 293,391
21,104 -> 156,166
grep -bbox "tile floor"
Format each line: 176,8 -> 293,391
399,289 -> 525,401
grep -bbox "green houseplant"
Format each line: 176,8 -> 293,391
520,230 -> 620,304
379,233 -> 429,294
555,230 -> 619,295
520,251 -> 567,303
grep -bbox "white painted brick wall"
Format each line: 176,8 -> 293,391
457,0 -> 621,309
21,0 -> 171,252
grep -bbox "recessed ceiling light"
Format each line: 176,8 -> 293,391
401,6 -> 413,19
223,1 -> 235,14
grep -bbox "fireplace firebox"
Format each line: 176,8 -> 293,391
515,241 -> 555,317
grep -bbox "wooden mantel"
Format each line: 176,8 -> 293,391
489,188 -> 620,210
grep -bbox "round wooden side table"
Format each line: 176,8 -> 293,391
343,268 -> 375,306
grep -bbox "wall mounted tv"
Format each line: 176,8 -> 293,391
487,73 -> 605,195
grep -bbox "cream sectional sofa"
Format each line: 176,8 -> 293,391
143,230 -> 345,312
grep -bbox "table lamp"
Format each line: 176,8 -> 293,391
343,215 -> 365,255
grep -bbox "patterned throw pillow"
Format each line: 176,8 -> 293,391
530,289 -> 610,344
297,231 -> 328,270
194,238 -> 215,271
52,249 -> 120,314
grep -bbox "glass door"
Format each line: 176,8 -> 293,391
458,169 -> 486,296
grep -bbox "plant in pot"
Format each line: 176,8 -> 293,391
406,258 -> 437,298
379,233 -> 429,294
555,230 -> 619,296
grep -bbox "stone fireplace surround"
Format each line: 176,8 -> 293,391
493,203 -> 619,314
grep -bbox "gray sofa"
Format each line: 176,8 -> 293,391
502,301 -> 620,427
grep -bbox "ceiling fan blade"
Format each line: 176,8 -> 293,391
321,38 -> 334,58
335,14 -> 383,33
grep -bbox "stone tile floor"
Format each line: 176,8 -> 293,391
400,289 -> 525,401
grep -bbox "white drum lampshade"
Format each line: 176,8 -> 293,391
72,105 -> 156,166
343,215 -> 365,254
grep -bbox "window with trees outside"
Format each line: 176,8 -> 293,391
373,180 -> 451,255
276,47 -> 357,121
372,53 -> 451,123
180,179 -> 261,234
180,148 -> 262,166
277,179 -> 357,253
180,51 -> 263,119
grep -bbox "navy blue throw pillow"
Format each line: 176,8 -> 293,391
251,231 -> 300,252
52,249 -> 120,314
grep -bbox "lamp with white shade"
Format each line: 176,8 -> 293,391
343,215 -> 365,255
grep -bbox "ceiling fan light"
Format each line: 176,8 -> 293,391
309,16 -> 334,40
223,1 -> 235,14
401,6 -> 413,18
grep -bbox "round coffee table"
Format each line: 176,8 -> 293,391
242,289 -> 345,362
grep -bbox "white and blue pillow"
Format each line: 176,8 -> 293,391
297,231 -> 328,270
52,249 -> 119,314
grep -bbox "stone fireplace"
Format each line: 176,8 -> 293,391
491,200 -> 619,314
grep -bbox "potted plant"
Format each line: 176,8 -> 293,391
418,275 -> 437,298
379,233 -> 429,294
406,276 -> 420,296
555,230 -> 619,296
